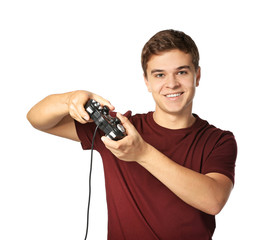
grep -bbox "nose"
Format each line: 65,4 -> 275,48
166,74 -> 180,88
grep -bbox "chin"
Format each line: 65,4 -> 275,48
157,101 -> 193,116
158,106 -> 189,116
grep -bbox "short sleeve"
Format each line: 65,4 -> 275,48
74,110 -> 132,151
74,120 -> 102,150
202,132 -> 237,184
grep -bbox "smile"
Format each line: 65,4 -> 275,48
165,92 -> 183,98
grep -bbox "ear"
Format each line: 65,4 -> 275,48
196,67 -> 201,87
144,74 -> 151,92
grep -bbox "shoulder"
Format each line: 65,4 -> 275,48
110,111 -> 148,123
122,111 -> 150,123
126,112 -> 154,135
194,114 -> 237,154
195,114 -> 236,141
195,115 -> 237,183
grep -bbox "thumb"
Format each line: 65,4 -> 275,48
116,112 -> 134,134
101,135 -> 115,148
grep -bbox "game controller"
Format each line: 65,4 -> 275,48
85,99 -> 126,140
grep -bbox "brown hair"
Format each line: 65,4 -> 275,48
141,29 -> 200,77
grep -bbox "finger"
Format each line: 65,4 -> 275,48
105,101 -> 115,111
93,94 -> 115,111
101,136 -> 119,149
77,104 -> 90,121
69,103 -> 89,124
116,112 -> 128,124
71,111 -> 88,124
116,113 -> 134,134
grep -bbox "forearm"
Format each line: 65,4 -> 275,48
138,144 -> 230,215
27,90 -> 113,141
102,114 -> 233,215
27,92 -> 71,130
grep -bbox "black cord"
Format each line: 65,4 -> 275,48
84,125 -> 99,240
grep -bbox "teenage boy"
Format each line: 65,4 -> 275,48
27,29 -> 237,240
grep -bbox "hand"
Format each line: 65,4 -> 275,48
101,113 -> 151,163
67,90 -> 115,124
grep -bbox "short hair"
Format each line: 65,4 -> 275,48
141,29 -> 200,77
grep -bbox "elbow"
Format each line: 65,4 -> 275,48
205,198 -> 227,216
26,110 -> 36,128
207,203 -> 223,216
26,110 -> 31,123
185,197 -> 227,216
26,109 -> 42,130
26,110 -> 33,126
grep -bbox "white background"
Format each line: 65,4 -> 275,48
1,0 -> 278,239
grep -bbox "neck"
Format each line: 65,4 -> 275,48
153,108 -> 196,130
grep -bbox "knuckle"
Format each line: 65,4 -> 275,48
114,143 -> 121,150
69,103 -> 75,110
69,108 -> 75,116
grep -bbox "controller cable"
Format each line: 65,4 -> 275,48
84,125 -> 99,240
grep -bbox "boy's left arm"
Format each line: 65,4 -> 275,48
101,113 -> 233,215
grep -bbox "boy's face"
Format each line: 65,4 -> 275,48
144,49 -> 200,117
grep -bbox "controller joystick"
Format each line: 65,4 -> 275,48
85,99 -> 126,140
102,106 -> 110,115
113,118 -> 120,125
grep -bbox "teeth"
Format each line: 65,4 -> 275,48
166,93 -> 181,98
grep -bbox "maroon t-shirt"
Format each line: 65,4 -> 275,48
75,112 -> 237,240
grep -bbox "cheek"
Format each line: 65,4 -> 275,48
183,78 -> 196,89
186,83 -> 197,98
149,81 -> 164,93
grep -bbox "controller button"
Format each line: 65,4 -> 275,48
107,131 -> 116,139
117,124 -> 125,133
94,102 -> 100,107
103,106 -> 109,115
114,118 -> 121,125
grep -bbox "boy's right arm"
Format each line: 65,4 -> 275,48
26,90 -> 114,141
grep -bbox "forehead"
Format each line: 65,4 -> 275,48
147,49 -> 193,72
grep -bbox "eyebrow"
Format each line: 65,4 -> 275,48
177,65 -> 191,70
150,65 -> 191,74
151,69 -> 164,74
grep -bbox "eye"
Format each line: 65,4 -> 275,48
177,71 -> 188,75
155,73 -> 165,78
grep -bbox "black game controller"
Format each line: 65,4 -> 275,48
85,99 -> 126,140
